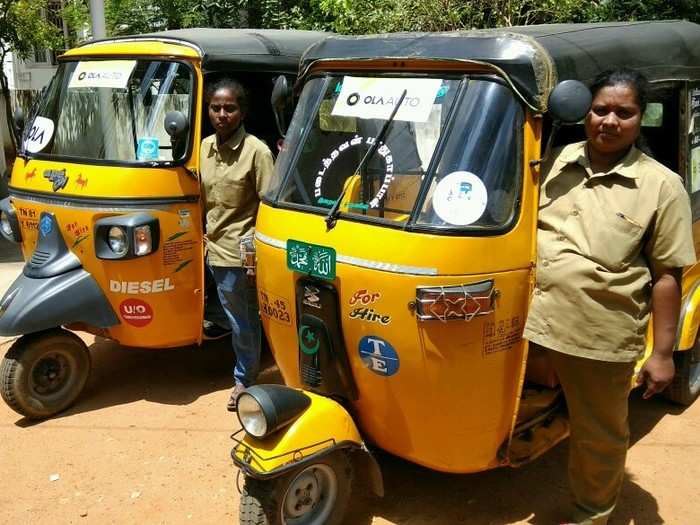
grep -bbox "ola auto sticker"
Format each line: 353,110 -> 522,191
358,335 -> 399,376
68,60 -> 136,89
332,77 -> 442,123
119,299 -> 153,327
432,171 -> 488,226
23,116 -> 54,153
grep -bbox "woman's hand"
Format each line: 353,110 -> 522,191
636,353 -> 675,399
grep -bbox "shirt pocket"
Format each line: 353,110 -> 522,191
214,177 -> 247,208
566,208 -> 645,271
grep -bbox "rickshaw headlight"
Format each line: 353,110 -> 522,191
0,212 -> 12,237
133,225 -> 153,256
107,226 -> 128,256
236,385 -> 311,439
237,394 -> 268,437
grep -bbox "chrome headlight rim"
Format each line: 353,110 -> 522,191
0,198 -> 21,243
235,385 -> 311,440
107,226 -> 128,256
0,211 -> 12,237
237,393 -> 268,438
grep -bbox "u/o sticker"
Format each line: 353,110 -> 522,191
120,299 -> 153,327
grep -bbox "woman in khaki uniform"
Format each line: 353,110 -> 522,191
525,69 -> 696,524
200,78 -> 274,411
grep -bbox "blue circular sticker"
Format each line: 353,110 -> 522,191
358,335 -> 399,376
39,215 -> 53,237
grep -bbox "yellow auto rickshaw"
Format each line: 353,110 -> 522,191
231,21 -> 700,524
0,29 -> 326,419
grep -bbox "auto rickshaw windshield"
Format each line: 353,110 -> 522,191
269,74 -> 523,231
22,59 -> 194,164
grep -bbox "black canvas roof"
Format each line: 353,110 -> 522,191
80,29 -> 327,74
300,21 -> 700,111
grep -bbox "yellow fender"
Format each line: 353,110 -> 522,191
231,390 -> 384,496
677,278 -> 700,351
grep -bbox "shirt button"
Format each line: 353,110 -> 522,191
534,288 -> 542,295
571,210 -> 579,216
542,260 -> 549,267
557,235 -> 565,241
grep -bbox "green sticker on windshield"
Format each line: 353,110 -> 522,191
287,239 -> 336,281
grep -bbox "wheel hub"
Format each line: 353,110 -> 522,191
31,353 -> 70,396
282,463 -> 338,525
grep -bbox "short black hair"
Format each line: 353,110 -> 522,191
206,78 -> 249,114
590,68 -> 649,114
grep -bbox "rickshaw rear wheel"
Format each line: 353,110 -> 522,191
664,338 -> 700,406
240,450 -> 352,525
0,328 -> 91,419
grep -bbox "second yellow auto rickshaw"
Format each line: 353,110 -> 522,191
0,29 -> 326,419
231,21 -> 700,524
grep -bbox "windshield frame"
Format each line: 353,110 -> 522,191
267,70 -> 525,236
21,56 -> 198,168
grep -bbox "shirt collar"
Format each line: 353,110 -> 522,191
208,125 -> 246,156
560,141 -> 640,179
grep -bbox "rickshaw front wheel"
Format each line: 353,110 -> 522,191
0,328 -> 91,419
240,451 -> 352,525
664,336 -> 700,406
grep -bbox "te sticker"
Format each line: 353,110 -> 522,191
120,299 -> 153,327
358,335 -> 399,376
23,116 -> 54,153
432,171 -> 488,226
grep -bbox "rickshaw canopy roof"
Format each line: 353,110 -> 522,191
300,20 -> 700,111
76,29 -> 327,74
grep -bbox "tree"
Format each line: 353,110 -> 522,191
0,0 -> 62,148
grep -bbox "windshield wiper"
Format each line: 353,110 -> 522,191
325,89 -> 407,230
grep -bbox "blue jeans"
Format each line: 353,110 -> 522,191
206,265 -> 261,387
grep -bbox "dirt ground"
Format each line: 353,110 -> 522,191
1,254 -> 699,525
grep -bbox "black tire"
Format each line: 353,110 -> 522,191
664,339 -> 700,406
240,451 -> 353,525
0,329 -> 91,419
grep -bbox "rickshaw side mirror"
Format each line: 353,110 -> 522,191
164,111 -> 189,160
271,75 -> 290,137
13,107 -> 25,140
548,80 -> 592,124
164,111 -> 189,138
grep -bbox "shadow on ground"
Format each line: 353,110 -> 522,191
13,336 -> 283,426
6,324 -> 678,524
344,388 -> 675,525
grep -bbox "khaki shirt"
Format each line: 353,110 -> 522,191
524,142 -> 696,362
200,126 -> 274,266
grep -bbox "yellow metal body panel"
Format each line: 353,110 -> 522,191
233,391 -> 362,474
7,54 -> 206,349
62,40 -> 200,60
254,112 -> 542,473
676,241 -> 700,351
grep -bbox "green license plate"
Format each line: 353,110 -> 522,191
286,239 -> 336,281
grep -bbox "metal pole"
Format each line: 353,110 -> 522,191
89,0 -> 106,39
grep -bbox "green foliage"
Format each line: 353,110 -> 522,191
61,0 -> 90,46
0,0 -> 63,58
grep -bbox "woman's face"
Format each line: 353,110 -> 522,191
208,87 -> 243,138
585,83 -> 642,157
